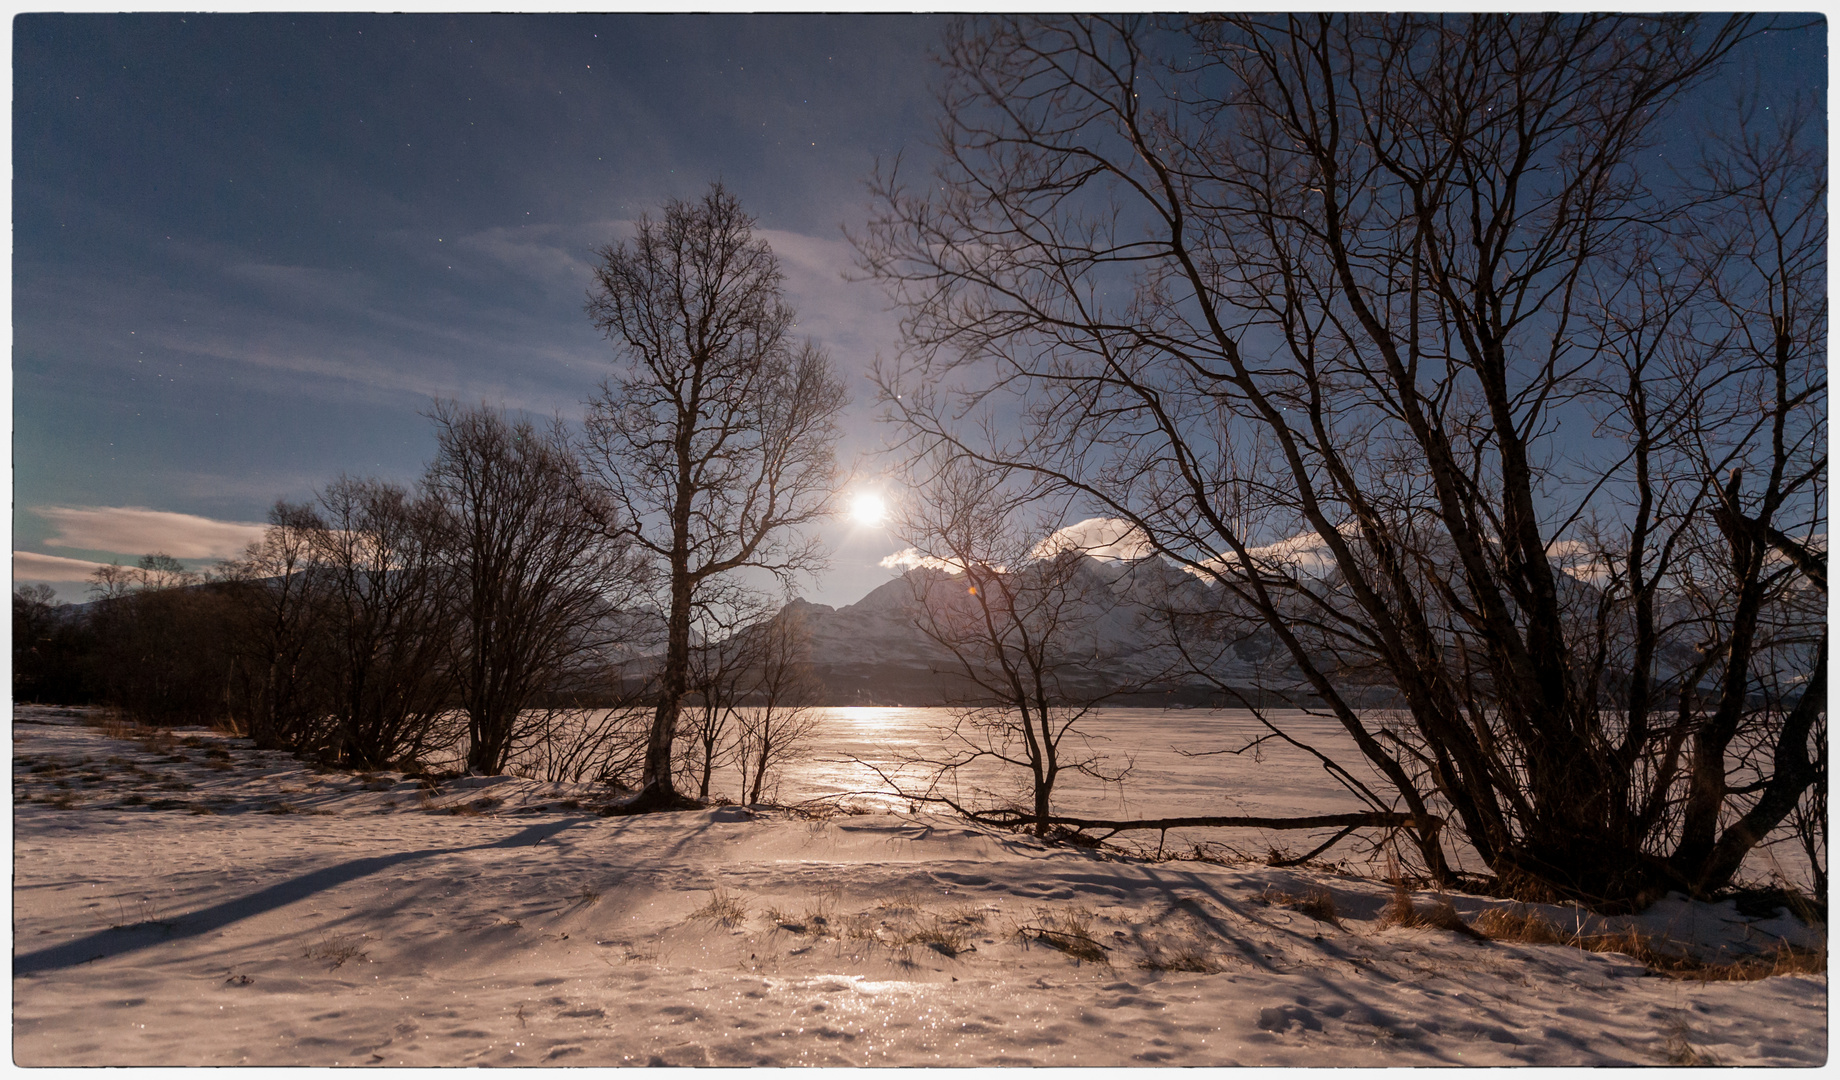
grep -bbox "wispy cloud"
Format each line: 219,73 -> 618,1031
879,547 -> 969,574
760,229 -> 901,366
13,550 -> 119,583
1189,524 -> 1358,581
36,505 -> 266,560
1030,517 -> 1156,562
453,222 -> 600,287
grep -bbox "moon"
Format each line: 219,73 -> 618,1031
849,492 -> 887,528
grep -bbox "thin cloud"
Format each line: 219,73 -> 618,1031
13,550 -> 118,583
1031,517 -> 1156,562
453,223 -> 599,286
36,505 -> 266,560
759,228 -> 903,380
1189,524 -> 1357,581
879,547 -> 969,574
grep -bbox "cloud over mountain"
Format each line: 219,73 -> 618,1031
36,505 -> 267,560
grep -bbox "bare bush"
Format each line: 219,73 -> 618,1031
310,477 -> 459,770
734,609 -> 824,806
881,456 -> 1129,833
424,401 -> 642,776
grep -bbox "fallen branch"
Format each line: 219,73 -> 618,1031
967,809 -> 1439,835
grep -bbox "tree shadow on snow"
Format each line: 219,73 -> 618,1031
13,818 -> 590,976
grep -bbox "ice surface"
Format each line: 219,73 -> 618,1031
11,706 -> 1827,1066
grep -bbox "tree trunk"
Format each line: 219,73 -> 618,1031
637,572 -> 692,807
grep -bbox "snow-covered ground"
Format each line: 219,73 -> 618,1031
12,706 -> 1828,1066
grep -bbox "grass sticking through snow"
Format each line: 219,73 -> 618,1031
1020,906 -> 1109,965
902,919 -> 975,957
690,888 -> 748,928
1263,885 -> 1343,927
768,899 -> 834,937
1406,892 -> 1826,982
303,936 -> 369,971
1663,1013 -> 1721,1066
1136,936 -> 1219,973
1378,876 -> 1486,940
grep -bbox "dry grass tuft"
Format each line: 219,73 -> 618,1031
690,888 -> 748,927
86,710 -> 137,740
870,894 -> 922,917
939,904 -> 988,927
1470,903 -> 1824,981
1263,885 -> 1342,927
136,730 -> 178,754
769,899 -> 834,936
1663,1014 -> 1721,1066
901,919 -> 975,957
1378,876 -> 1486,940
1574,926 -> 1826,981
825,896 -> 980,956
303,936 -> 369,971
1020,906 -> 1109,964
1137,937 -> 1219,973
1472,905 -> 1567,945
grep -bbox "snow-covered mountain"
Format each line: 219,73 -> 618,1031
779,556 -> 1267,706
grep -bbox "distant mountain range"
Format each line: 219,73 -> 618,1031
777,556 -> 1275,707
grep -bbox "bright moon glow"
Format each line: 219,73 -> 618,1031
849,492 -> 887,527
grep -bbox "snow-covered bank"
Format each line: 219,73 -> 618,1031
11,708 -> 1827,1066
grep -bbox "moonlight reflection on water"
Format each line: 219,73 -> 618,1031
775,707 -> 1376,818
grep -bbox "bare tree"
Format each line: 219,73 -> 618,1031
887,456 -> 1127,834
311,477 -> 458,770
218,501 -> 334,751
582,183 -> 848,810
858,15 -> 1821,903
424,401 -> 641,775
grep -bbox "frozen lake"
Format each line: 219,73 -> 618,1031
771,707 -> 1374,817
755,707 -> 1814,886
475,705 -> 1811,886
735,706 -> 1443,872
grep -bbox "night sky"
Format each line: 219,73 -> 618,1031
10,14 -> 1826,605
14,13 -> 939,603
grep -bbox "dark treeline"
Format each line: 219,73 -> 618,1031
12,402 -> 823,796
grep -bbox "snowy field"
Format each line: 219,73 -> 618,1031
12,705 -> 1828,1066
